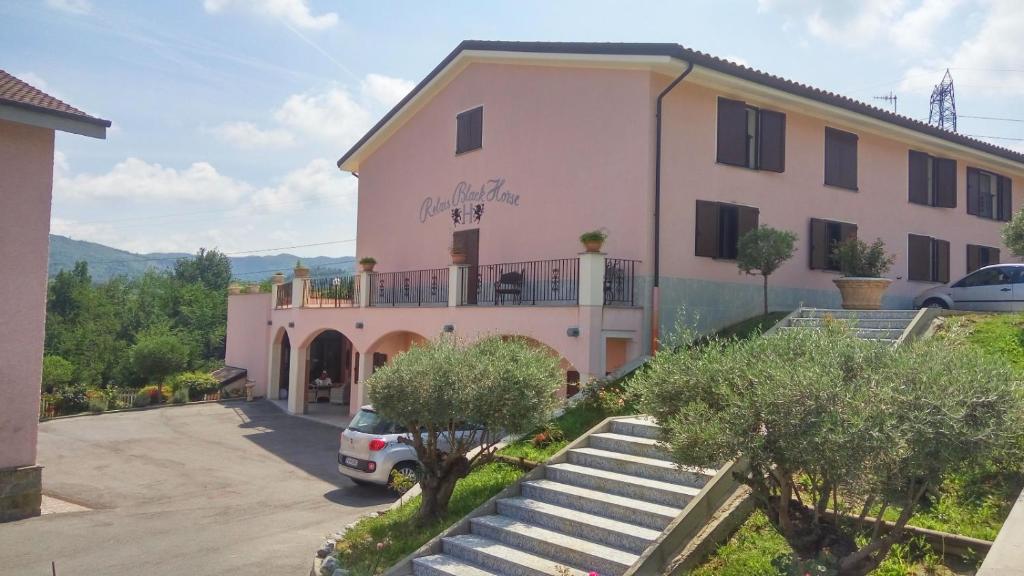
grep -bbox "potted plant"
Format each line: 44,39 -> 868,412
358,257 -> 377,272
579,229 -> 608,253
450,245 -> 467,265
832,238 -> 896,310
293,259 -> 310,279
228,282 -> 243,295
270,271 -> 286,285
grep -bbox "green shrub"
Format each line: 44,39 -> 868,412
168,371 -> 219,401
52,384 -> 89,414
42,355 -> 76,393
139,385 -> 161,404
132,391 -> 151,408
171,387 -> 190,404
832,237 -> 895,277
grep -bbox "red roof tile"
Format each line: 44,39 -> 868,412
0,69 -> 111,127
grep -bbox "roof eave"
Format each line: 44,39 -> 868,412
0,100 -> 110,139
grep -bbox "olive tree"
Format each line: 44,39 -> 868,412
367,336 -> 561,523
1002,208 -> 1024,258
736,226 -> 797,316
633,324 -> 1023,575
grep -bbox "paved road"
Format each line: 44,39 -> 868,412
0,401 -> 395,575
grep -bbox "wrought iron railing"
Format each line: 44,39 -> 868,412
369,268 -> 449,307
460,258 -> 580,306
303,275 -> 357,308
275,282 -> 293,309
604,258 -> 638,306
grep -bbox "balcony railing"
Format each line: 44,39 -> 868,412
304,275 -> 357,308
369,267 -> 449,307
460,258 -> 580,306
604,259 -> 638,306
275,282 -> 293,309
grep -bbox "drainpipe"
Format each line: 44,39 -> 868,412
651,61 -> 694,354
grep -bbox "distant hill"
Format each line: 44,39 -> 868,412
48,235 -> 355,283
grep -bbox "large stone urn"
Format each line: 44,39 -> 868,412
833,277 -> 892,310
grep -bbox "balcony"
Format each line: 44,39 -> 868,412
271,254 -> 638,310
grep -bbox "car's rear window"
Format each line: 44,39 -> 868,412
348,409 -> 394,434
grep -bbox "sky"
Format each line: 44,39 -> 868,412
2,0 -> 1022,263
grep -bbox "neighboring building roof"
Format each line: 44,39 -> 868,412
337,40 -> 1024,170
212,366 -> 247,387
0,70 -> 110,138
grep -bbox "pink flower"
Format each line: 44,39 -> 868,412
376,542 -> 385,550
589,572 -> 600,576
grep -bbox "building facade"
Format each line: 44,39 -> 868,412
225,41 -> 1024,417
0,71 -> 109,521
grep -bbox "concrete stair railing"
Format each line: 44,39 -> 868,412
387,416 -> 741,576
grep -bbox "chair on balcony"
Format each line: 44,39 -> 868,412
494,269 -> 525,305
604,263 -> 625,305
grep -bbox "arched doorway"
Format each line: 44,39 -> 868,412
269,329 -> 291,401
351,330 -> 429,411
497,335 -> 580,398
306,329 -> 355,409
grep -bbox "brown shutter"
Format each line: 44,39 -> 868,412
717,98 -> 748,167
908,150 -> 929,205
935,239 -> 950,283
758,110 -> 786,172
935,158 -> 957,208
908,234 -> 931,281
809,218 -> 827,269
825,128 -> 858,190
967,244 -> 980,274
990,247 -> 1001,265
839,222 -> 858,242
967,168 -> 980,215
737,205 -> 759,239
998,176 -> 1013,221
470,107 -> 483,150
695,200 -> 720,258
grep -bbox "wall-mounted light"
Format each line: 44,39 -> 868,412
443,324 -> 455,333
266,320 -> 272,326
566,327 -> 580,337
288,321 -> 295,328
355,322 -> 364,329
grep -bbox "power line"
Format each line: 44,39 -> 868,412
960,114 -> 1024,123
962,134 -> 1024,142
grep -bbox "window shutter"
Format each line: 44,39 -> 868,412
967,244 -> 980,274
966,168 -> 980,215
908,234 -> 931,281
935,239 -> 950,283
908,150 -> 929,205
716,98 -> 748,167
469,107 -> 483,150
839,222 -> 858,242
809,218 -> 827,269
825,128 -> 858,190
695,201 -> 720,258
998,176 -> 1013,221
935,158 -> 957,208
990,247 -> 1001,266
758,110 -> 786,172
737,205 -> 759,239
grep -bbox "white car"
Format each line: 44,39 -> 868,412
913,263 -> 1024,311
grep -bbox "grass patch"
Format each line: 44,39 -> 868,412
937,313 -> 1024,373
332,462 -> 523,575
497,399 -> 619,462
710,311 -> 790,341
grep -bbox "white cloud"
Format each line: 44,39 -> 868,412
202,0 -> 338,30
890,0 -> 964,52
272,86 -> 374,146
55,157 -> 253,203
207,121 -> 295,149
45,0 -> 92,15
360,74 -> 415,108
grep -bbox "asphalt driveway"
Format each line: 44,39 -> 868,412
0,401 -> 395,575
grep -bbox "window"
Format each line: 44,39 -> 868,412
966,244 -> 1000,274
695,200 -> 759,259
967,167 -> 1012,221
952,266 -> 1014,289
809,218 -> 857,271
908,150 -> 956,207
455,106 -> 483,154
908,234 -> 950,283
824,127 -> 858,190
716,97 -> 785,172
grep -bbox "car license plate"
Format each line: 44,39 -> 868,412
344,457 -> 359,467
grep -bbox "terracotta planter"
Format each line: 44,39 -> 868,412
451,252 -> 467,265
582,240 -> 604,253
833,277 -> 892,310
360,262 -> 376,272
270,273 -> 285,285
228,284 -> 242,295
293,266 -> 310,279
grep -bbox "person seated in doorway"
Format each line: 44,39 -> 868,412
313,370 -> 332,402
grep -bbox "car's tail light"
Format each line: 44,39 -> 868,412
368,438 -> 387,451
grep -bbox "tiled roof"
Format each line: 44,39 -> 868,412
338,41 -> 1024,168
0,69 -> 111,127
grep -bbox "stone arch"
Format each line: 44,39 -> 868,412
349,330 -> 430,412
494,334 -> 581,398
268,327 -> 291,401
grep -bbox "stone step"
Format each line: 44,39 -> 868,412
413,554 -> 499,576
545,462 -> 699,508
609,417 -> 661,440
470,515 -> 639,576
588,432 -> 670,460
442,534 -> 588,576
567,447 -> 716,486
521,478 -> 681,530
496,496 -> 660,554
787,317 -> 912,330
779,326 -> 905,340
797,308 -> 918,320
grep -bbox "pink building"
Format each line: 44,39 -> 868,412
226,41 -> 1023,418
0,72 -> 109,521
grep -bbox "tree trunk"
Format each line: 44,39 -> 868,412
762,274 -> 769,317
776,473 -> 793,537
415,455 -> 470,525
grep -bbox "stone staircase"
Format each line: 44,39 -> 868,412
410,417 -> 720,576
774,308 -> 923,344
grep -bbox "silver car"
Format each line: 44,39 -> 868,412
913,264 -> 1024,311
338,405 -> 487,488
